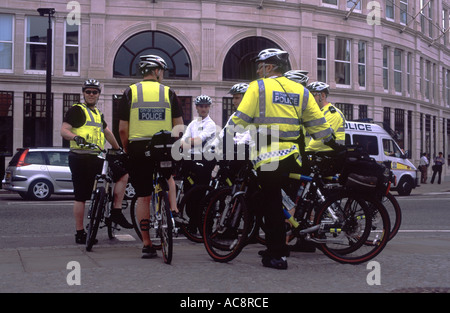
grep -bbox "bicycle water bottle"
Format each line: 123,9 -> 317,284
295,183 -> 305,204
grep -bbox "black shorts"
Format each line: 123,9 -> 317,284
69,153 -> 103,202
127,141 -> 155,197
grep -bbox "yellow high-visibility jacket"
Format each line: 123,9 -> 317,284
307,103 -> 346,152
231,76 -> 334,169
129,81 -> 172,141
70,103 -> 105,153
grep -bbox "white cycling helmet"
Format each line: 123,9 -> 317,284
82,79 -> 101,92
195,95 -> 212,106
306,81 -> 330,94
138,54 -> 168,76
228,83 -> 249,95
254,48 -> 289,63
284,70 -> 309,86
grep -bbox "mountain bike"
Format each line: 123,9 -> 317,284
84,144 -> 126,252
129,131 -> 175,264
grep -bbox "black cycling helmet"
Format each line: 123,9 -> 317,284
228,83 -> 249,95
82,79 -> 101,93
195,95 -> 212,106
284,70 -> 309,86
306,81 -> 330,95
138,54 -> 168,76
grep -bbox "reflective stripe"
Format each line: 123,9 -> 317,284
133,83 -> 170,109
234,110 -> 254,124
257,80 -> 266,117
303,117 -> 327,128
301,89 -> 309,112
253,116 -> 300,125
83,107 -> 103,129
310,127 -> 333,140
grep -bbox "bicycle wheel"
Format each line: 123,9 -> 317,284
178,184 -> 213,243
86,187 -> 106,251
312,192 -> 390,264
381,192 -> 402,240
130,196 -> 162,250
202,187 -> 250,263
157,190 -> 173,264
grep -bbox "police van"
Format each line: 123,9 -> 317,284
344,121 -> 418,196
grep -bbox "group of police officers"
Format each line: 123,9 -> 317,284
61,48 -> 346,269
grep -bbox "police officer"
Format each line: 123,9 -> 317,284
118,55 -> 184,258
306,82 -> 346,152
231,48 -> 340,269
61,79 -> 132,245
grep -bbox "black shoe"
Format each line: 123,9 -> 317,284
75,230 -> 87,244
109,210 -> 133,229
262,256 -> 288,270
142,245 -> 157,259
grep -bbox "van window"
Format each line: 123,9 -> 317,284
352,135 -> 378,155
382,138 -> 403,158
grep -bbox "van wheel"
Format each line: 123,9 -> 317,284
397,178 -> 413,196
28,179 -> 53,200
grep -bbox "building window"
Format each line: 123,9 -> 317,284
335,38 -> 351,85
317,35 -> 327,83
26,16 -> 53,72
222,97 -> 234,127
114,31 -> 191,79
0,91 -> 13,156
178,96 -> 192,126
407,53 -> 411,94
336,103 -> 353,121
0,14 -> 13,72
446,69 -> 450,107
395,108 -> 405,148
358,41 -> 366,88
386,0 -> 394,20
400,0 -> 408,24
358,105 -> 368,120
383,47 -> 389,90
223,36 -> 285,81
425,60 -> 431,100
394,49 -> 402,93
323,0 -> 337,5
23,92 -> 53,147
64,21 -> 79,74
383,107 -> 391,129
347,1 -> 361,10
62,94 -> 80,147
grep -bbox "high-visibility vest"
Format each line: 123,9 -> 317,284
70,103 -> 105,153
128,81 -> 172,141
306,103 -> 346,152
231,76 -> 333,168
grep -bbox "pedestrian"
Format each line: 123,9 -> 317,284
231,48 -> 340,269
61,79 -> 133,245
431,152 -> 445,184
118,55 -> 184,259
419,152 -> 429,184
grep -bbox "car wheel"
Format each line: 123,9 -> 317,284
397,177 -> 413,196
28,179 -> 53,200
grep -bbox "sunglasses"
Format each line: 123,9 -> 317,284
84,90 -> 99,95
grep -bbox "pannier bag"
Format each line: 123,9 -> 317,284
339,145 -> 390,194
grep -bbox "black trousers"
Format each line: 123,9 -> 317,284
257,155 -> 300,259
431,165 -> 443,184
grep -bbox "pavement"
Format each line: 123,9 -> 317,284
0,176 -> 449,294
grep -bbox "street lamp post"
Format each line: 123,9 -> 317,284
37,8 -> 55,146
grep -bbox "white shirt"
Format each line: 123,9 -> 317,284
211,112 -> 254,148
181,115 -> 217,155
419,155 -> 429,167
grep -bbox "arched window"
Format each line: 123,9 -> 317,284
114,31 -> 191,79
223,36 -> 287,81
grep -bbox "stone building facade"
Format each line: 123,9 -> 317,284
0,0 -> 449,174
